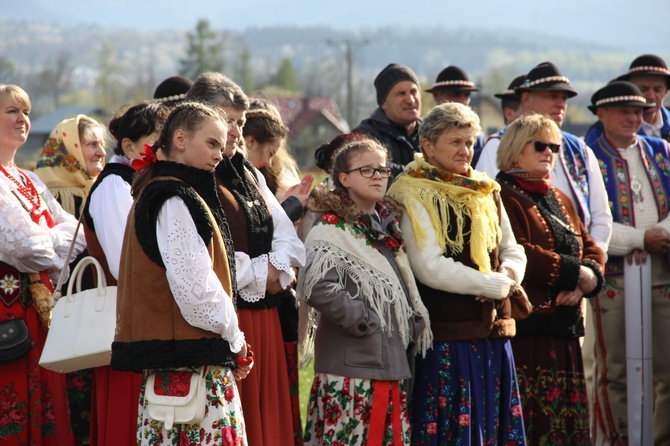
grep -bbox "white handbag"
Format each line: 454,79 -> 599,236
145,367 -> 207,430
39,256 -> 117,373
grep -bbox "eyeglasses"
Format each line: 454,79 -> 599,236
532,141 -> 560,153
344,166 -> 393,178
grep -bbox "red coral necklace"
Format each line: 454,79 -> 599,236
0,164 -> 53,225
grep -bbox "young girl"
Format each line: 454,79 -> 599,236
110,102 -> 251,445
298,139 -> 432,445
83,102 -> 169,446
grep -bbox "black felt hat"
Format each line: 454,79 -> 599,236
617,54 -> 670,88
426,66 -> 478,93
588,80 -> 655,114
494,74 -> 527,100
515,62 -> 578,98
153,75 -> 194,103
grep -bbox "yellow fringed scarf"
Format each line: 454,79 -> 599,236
387,154 -> 501,273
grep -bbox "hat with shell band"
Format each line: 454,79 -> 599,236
588,80 -> 655,114
494,74 -> 527,100
426,65 -> 479,93
515,62 -> 578,98
153,76 -> 194,103
617,54 -> 670,88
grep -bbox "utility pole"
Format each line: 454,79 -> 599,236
327,39 -> 369,127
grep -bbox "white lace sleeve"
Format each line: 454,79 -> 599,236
235,252 -> 269,303
255,167 -> 306,269
157,197 -> 245,353
234,168 -> 303,302
0,171 -> 84,275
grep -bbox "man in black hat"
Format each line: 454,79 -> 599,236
426,65 -> 486,164
585,55 -> 670,146
476,61 -> 612,255
426,65 -> 478,107
353,63 -> 422,176
620,55 -> 670,142
587,80 -> 670,445
495,74 -> 526,127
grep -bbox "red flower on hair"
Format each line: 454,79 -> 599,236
131,144 -> 158,172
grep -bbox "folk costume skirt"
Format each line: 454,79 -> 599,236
136,366 -> 246,445
235,307 -> 294,446
511,334 -> 589,446
411,338 -> 526,446
89,365 -> 142,446
303,374 -> 411,445
0,304 -> 75,446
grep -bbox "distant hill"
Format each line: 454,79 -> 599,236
0,19 -> 667,125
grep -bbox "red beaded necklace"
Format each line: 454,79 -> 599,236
0,164 -> 46,223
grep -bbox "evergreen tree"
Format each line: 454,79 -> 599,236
237,48 -> 255,93
268,57 -> 302,93
179,19 -> 226,79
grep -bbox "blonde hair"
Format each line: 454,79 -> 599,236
419,102 -> 481,157
0,84 -> 31,112
497,113 -> 562,171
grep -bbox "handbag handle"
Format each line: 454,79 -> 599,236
65,256 -> 107,298
51,212 -> 85,305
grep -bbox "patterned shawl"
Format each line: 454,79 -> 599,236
387,154 -> 501,273
35,115 -> 99,215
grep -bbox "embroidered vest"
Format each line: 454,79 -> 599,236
215,155 -> 277,310
111,176 -> 236,372
592,135 -> 670,274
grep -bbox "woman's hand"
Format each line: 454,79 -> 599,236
577,265 -> 598,295
284,175 -> 313,207
266,262 -> 284,295
233,343 -> 253,381
555,289 -> 584,306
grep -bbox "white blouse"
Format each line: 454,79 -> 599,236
157,196 -> 245,353
0,167 -> 85,280
235,167 -> 306,303
88,156 -> 134,280
402,198 -> 527,300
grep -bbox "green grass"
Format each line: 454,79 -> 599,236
298,359 -> 314,430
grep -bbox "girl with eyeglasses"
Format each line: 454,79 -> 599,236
496,113 -> 605,445
298,138 -> 432,445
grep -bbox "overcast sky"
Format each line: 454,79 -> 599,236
7,0 -> 670,52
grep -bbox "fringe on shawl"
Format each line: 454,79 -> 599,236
297,237 -> 432,368
390,176 -> 501,273
47,185 -> 90,216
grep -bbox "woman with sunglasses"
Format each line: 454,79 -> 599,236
388,102 -> 528,444
496,113 -> 605,445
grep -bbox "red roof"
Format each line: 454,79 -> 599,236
266,96 -> 350,136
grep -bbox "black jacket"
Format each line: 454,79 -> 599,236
352,108 -> 421,176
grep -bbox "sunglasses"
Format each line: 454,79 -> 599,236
532,141 -> 560,153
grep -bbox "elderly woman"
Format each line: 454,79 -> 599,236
35,114 -> 106,217
0,85 -> 85,445
34,113 -> 107,445
495,113 -> 605,445
387,102 -> 528,445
